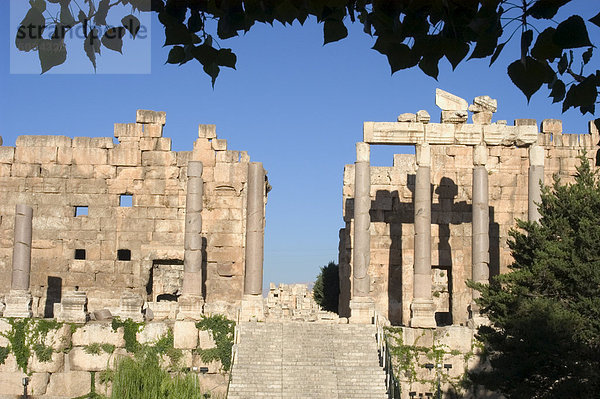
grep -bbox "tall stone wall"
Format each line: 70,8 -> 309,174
339,119 -> 599,326
0,110 -> 258,318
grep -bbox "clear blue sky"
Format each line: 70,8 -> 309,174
1,2 -> 598,288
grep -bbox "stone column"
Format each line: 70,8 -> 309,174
4,204 -> 34,318
528,144 -> 545,223
350,142 -> 375,323
469,145 -> 490,325
178,161 -> 205,320
241,162 -> 266,321
410,144 -> 436,328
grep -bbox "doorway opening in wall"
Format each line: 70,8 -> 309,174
149,259 -> 184,302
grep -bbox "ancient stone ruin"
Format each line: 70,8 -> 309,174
0,110 -> 269,322
338,89 -> 599,327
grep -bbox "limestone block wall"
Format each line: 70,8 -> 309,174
0,110 -> 257,318
339,120 -> 599,326
0,318 -> 225,398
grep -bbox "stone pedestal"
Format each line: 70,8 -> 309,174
410,299 -> 437,328
117,292 -> 144,322
240,294 -> 265,322
349,297 -> 374,324
467,303 -> 489,328
177,295 -> 204,320
56,291 -> 87,323
3,289 -> 33,318
147,301 -> 179,320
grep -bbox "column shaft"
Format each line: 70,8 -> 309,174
528,145 -> 545,223
472,165 -> 489,298
182,161 -> 203,296
353,158 -> 371,297
244,162 -> 265,295
413,165 -> 432,300
11,204 -> 33,291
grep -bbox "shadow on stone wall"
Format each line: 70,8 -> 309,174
44,276 -> 62,318
340,173 -> 500,326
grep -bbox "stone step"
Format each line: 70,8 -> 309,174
228,321 -> 387,399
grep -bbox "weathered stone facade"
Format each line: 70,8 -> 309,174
0,318 -> 225,398
339,93 -> 599,327
0,110 -> 268,319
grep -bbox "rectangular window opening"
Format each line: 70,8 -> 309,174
118,249 -> 131,261
119,194 -> 133,207
74,249 -> 86,260
74,206 -> 88,216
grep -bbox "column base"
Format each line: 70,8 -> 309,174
240,294 -> 265,322
177,294 -> 205,320
56,291 -> 88,323
467,303 -> 489,328
117,292 -> 144,322
349,297 -> 375,324
3,290 -> 33,318
410,299 -> 436,328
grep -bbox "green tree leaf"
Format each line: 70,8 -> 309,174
323,19 -> 348,45
562,76 -> 598,114
95,0 -> 110,26
489,41 -> 507,66
526,0 -> 570,19
60,1 -> 76,27
507,57 -> 554,101
549,79 -> 566,103
187,10 -> 203,33
101,27 -> 126,53
590,12 -> 600,28
121,15 -> 141,39
217,48 -> 237,69
38,38 -> 67,73
15,7 -> 45,52
444,39 -> 470,70
164,23 -> 195,45
583,47 -> 593,65
531,28 -> 562,61
554,15 -> 592,49
166,45 -> 185,64
84,27 -> 101,70
313,261 -> 339,313
471,157 -> 600,397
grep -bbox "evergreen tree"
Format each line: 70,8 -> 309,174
470,155 -> 600,398
313,261 -> 340,313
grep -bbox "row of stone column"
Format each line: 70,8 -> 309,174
350,141 -> 545,326
4,160 -> 268,321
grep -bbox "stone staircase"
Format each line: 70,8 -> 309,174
227,322 -> 388,399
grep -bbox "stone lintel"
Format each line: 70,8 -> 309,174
364,122 -> 538,146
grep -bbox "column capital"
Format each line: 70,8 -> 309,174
529,144 -> 545,166
356,142 -> 370,162
473,144 -> 488,166
416,143 -> 431,167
